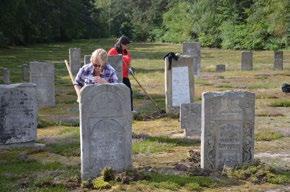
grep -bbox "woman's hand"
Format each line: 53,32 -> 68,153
95,76 -> 108,84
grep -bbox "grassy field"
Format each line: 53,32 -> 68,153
0,39 -> 290,191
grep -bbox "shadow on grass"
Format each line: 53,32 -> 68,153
133,133 -> 199,147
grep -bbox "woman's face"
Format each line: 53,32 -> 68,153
121,43 -> 129,50
92,56 -> 105,73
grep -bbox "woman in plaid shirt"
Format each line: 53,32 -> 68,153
74,48 -> 118,100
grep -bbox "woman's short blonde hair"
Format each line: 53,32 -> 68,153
90,48 -> 108,64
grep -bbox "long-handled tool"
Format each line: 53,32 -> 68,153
130,71 -> 165,114
64,60 -> 75,85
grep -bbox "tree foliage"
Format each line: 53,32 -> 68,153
0,0 -> 288,49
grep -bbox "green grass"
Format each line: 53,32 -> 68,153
256,131 -> 284,141
270,100 -> 290,107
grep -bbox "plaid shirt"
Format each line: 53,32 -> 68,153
74,63 -> 118,87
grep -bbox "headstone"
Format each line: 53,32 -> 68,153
201,91 -> 255,170
1,68 -> 10,84
241,51 -> 253,71
29,61 -> 55,107
182,42 -> 201,76
108,54 -> 123,83
180,103 -> 201,138
0,83 -> 37,145
273,51 -> 283,70
69,48 -> 81,75
165,55 -> 195,113
22,64 -> 30,82
216,64 -> 225,72
84,55 -> 91,65
80,84 -> 132,180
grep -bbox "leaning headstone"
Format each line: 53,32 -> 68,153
182,42 -> 201,76
80,84 -> 132,180
180,103 -> 201,138
241,51 -> 253,71
165,55 -> 195,113
1,68 -> 10,84
22,64 -> 30,82
216,64 -> 225,72
84,55 -> 91,65
273,51 -> 283,70
108,54 -> 123,83
29,61 -> 55,107
201,91 -> 255,170
0,83 -> 37,145
69,48 -> 81,75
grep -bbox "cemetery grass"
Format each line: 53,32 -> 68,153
0,39 -> 290,191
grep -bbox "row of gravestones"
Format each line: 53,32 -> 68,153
1,62 -> 55,108
217,51 -> 284,72
182,42 -> 284,74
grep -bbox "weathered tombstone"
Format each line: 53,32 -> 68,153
22,64 -> 30,82
69,48 -> 81,75
180,103 -> 201,138
108,54 -> 123,83
0,83 -> 37,145
241,51 -> 253,71
273,51 -> 283,70
84,55 -> 91,65
80,84 -> 132,180
216,64 -> 225,72
165,55 -> 195,113
1,67 -> 10,84
201,91 -> 255,170
29,61 -> 55,107
182,42 -> 201,76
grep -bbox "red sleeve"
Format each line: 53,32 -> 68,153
108,48 -> 118,56
123,50 -> 132,65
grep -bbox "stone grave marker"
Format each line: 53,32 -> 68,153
182,42 -> 201,76
216,64 -> 225,72
274,51 -> 283,70
1,68 -> 10,84
29,61 -> 55,107
108,54 -> 123,83
165,55 -> 194,113
0,83 -> 37,145
201,91 -> 255,170
180,103 -> 201,138
69,48 -> 81,75
241,51 -> 253,71
84,55 -> 91,65
80,83 -> 132,180
22,64 -> 30,82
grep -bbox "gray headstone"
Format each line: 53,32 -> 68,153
1,68 -> 10,84
0,83 -> 37,145
165,55 -> 195,113
216,64 -> 225,72
241,51 -> 253,71
84,55 -> 91,65
108,54 -> 123,83
29,61 -> 55,107
22,64 -> 30,82
201,91 -> 255,170
69,48 -> 81,75
274,51 -> 283,70
80,84 -> 132,180
182,42 -> 201,76
180,103 -> 201,138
